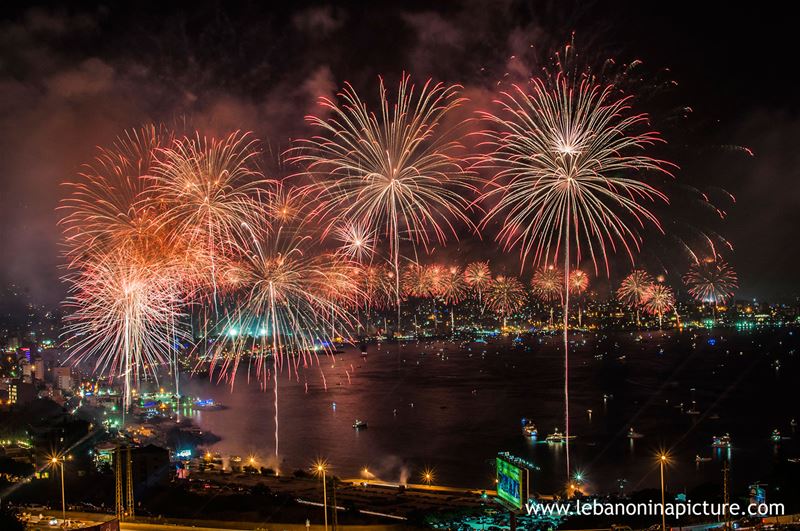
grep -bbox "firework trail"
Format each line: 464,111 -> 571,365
486,275 -> 526,330
208,221 -> 359,456
478,71 -> 671,478
643,283 -> 676,328
291,74 -> 477,332
464,261 -> 492,314
684,256 -> 737,325
616,269 -> 655,326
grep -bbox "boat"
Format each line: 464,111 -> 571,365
787,458 -> 800,464
686,401 -> 700,415
545,428 -> 575,444
627,428 -> 644,439
192,398 -> 224,411
695,455 -> 712,463
712,434 -> 731,448
353,419 -> 368,430
522,420 -> 538,438
771,429 -> 782,443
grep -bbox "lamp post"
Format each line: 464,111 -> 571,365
51,456 -> 65,522
313,460 -> 329,531
659,453 -> 668,531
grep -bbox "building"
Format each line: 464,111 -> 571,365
20,358 -> 32,383
54,365 -> 72,390
33,355 -> 45,381
5,379 -> 37,406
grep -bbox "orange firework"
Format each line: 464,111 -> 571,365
402,263 -> 443,299
616,269 -> 655,326
358,264 -> 395,310
568,270 -> 589,295
60,124 -> 171,268
643,283 -> 675,328
684,257 -> 737,305
441,266 -> 467,333
464,261 -> 492,308
531,265 -> 563,302
149,130 -> 269,301
60,126 -> 189,419
486,275 -> 526,329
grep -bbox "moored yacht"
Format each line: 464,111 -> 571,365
545,428 -> 575,443
522,420 -> 538,438
712,433 -> 731,448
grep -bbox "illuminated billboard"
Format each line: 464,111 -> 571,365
496,454 -> 531,511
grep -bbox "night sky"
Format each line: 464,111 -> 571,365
1,1 -> 797,306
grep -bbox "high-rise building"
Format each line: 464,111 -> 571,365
20,359 -> 32,383
6,379 -> 36,405
33,355 -> 45,381
54,365 -> 72,390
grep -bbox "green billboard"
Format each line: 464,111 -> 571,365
496,456 -> 528,510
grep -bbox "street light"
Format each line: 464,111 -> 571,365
658,452 -> 670,531
421,467 -> 435,486
311,459 -> 329,531
50,455 -> 66,522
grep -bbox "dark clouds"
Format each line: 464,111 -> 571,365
0,1 -> 797,305
724,110 -> 800,300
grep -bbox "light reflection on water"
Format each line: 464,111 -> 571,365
180,329 -> 800,495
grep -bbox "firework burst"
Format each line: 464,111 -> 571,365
292,75 -> 477,330
63,248 -> 187,416
616,269 -> 655,325
60,126 -> 190,420
150,130 -> 268,301
486,275 -> 526,329
464,261 -> 492,312
684,257 -> 737,305
334,222 -> 376,263
568,270 -> 589,295
684,256 -> 737,325
209,223 -> 359,456
531,265 -> 563,302
402,263 -> 442,299
358,264 -> 395,311
479,71 -> 672,478
643,283 -> 675,328
440,266 -> 467,332
60,124 -> 170,267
